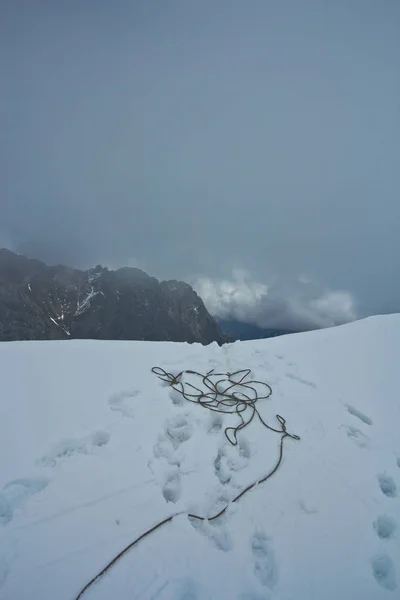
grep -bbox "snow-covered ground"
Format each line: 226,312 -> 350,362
1,315 -> 399,599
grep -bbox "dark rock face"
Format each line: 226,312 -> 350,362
0,249 -> 226,345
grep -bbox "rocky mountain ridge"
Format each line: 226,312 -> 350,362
0,249 -> 226,345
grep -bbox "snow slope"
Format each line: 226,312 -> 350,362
0,315 -> 399,599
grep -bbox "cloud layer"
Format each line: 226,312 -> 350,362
195,270 -> 356,331
1,1 -> 399,323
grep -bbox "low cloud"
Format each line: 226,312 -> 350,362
195,269 -> 268,323
308,291 -> 356,328
195,270 -> 357,331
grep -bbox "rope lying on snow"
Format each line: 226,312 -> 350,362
153,367 -> 291,445
74,367 -> 300,600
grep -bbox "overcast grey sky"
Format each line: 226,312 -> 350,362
1,0 -> 399,329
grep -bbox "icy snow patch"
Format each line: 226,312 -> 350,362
39,431 -> 110,467
0,478 -> 50,525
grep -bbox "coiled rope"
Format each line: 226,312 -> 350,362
74,367 -> 299,600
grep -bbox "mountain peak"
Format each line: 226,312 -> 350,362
0,250 -> 226,344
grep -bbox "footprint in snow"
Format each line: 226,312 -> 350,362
251,529 -> 278,589
371,555 -> 397,591
299,499 -> 318,515
377,474 -> 397,498
342,425 -> 370,449
165,414 -> 193,450
0,477 -> 50,525
189,516 -> 233,552
346,405 -> 373,426
238,436 -> 252,460
169,386 -> 186,406
108,389 -> 140,418
39,430 -> 110,467
151,413 -> 193,503
286,372 -> 317,388
162,469 -> 182,504
214,449 -> 232,485
214,438 -> 250,486
373,515 -> 397,539
207,411 -> 224,434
